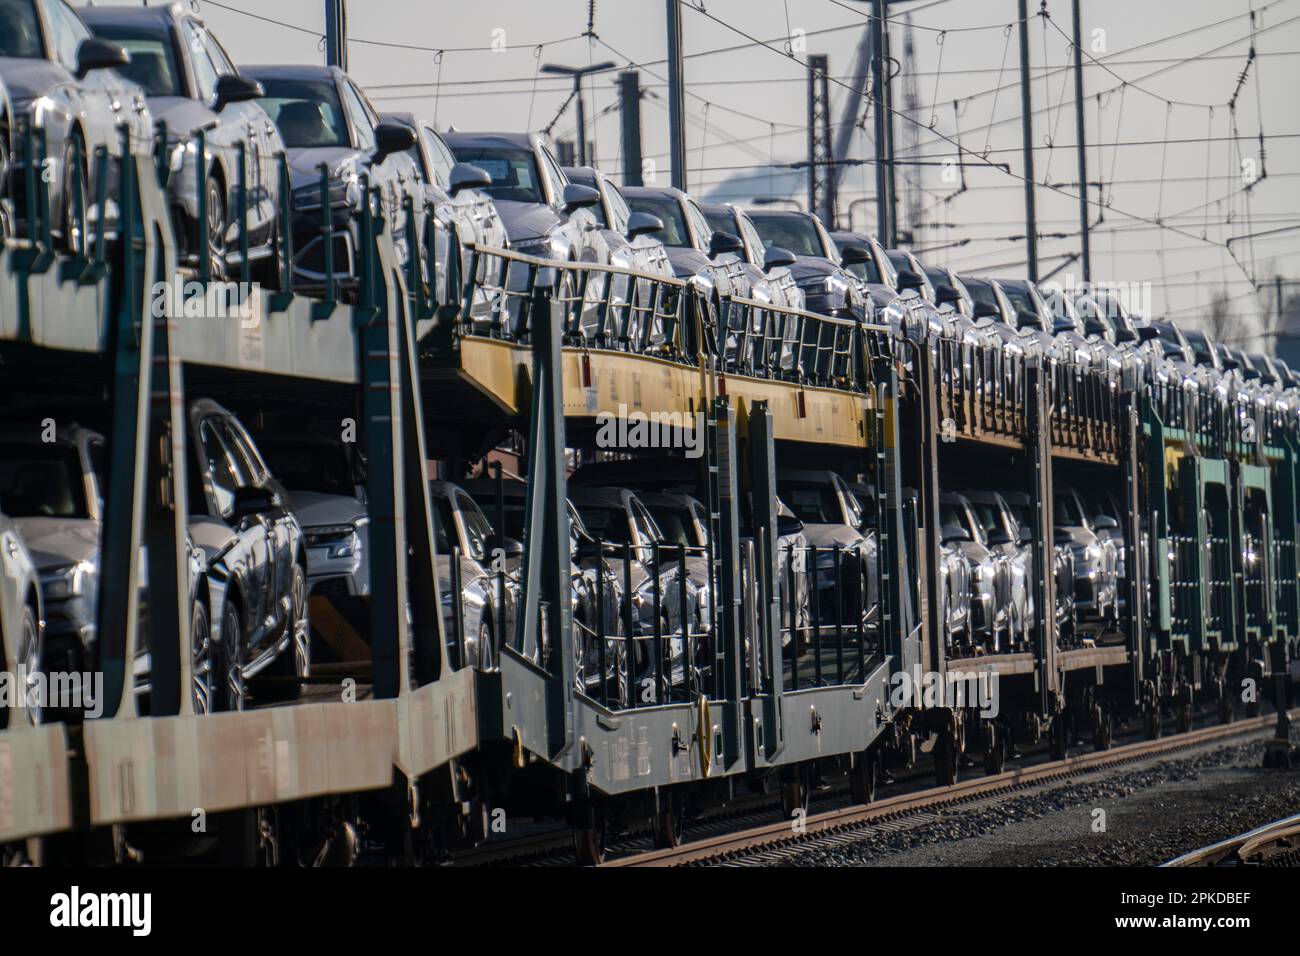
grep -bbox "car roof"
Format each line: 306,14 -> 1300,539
80,4 -> 181,30
568,486 -> 637,511
441,130 -> 536,150
244,63 -> 343,82
622,185 -> 688,202
636,490 -> 704,512
747,208 -> 816,223
570,457 -> 697,488
562,165 -> 600,184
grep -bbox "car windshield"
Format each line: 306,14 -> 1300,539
645,504 -> 702,548
257,439 -> 354,497
777,481 -> 841,524
92,28 -> 184,97
626,194 -> 690,247
258,77 -> 350,148
749,214 -> 826,258
844,249 -> 884,284
450,145 -> 544,205
0,0 -> 43,58
574,504 -> 632,545
939,501 -> 967,535
0,443 -> 88,518
1054,492 -> 1084,526
703,209 -> 733,238
971,502 -> 1006,540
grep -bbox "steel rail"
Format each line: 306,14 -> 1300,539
606,709 -> 1297,867
1163,811 -> 1300,867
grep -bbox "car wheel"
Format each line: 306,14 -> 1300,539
289,563 -> 310,680
190,598 -> 214,715
15,604 -> 42,726
61,129 -> 88,255
204,171 -> 228,280
221,600 -> 245,711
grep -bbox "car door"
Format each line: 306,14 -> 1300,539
197,416 -> 269,629
223,415 -> 291,608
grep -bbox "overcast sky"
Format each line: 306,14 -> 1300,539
105,0 -> 1300,344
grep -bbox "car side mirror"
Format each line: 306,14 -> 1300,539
448,162 -> 492,195
75,37 -> 130,80
231,485 -> 275,520
935,284 -> 962,307
839,244 -> 871,267
213,73 -> 263,111
500,536 -> 525,557
1016,309 -> 1043,331
763,245 -> 796,270
986,528 -> 1013,546
371,121 -> 416,164
1017,524 -> 1033,545
708,230 -> 744,259
972,300 -> 1000,320
941,524 -> 971,544
1135,324 -> 1161,343
626,210 -> 663,239
895,269 -> 924,293
562,182 -> 601,213
776,514 -> 804,537
1093,515 -> 1118,531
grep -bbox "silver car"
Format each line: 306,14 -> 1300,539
0,508 -> 42,726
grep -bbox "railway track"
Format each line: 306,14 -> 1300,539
1164,811 -> 1300,867
603,710 -> 1297,867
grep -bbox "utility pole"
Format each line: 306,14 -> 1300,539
1018,0 -> 1039,282
324,0 -> 347,70
871,0 -> 889,246
1071,0 -> 1091,285
883,22 -> 898,246
666,0 -> 687,190
807,54 -> 836,227
541,61 -> 615,168
619,71 -> 644,186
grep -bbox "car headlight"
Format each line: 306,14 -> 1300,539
305,523 -> 362,559
42,558 -> 95,601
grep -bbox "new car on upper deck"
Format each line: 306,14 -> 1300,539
244,63 -> 420,296
623,184 -> 752,302
442,130 -> 601,264
81,3 -> 283,279
747,208 -> 869,321
563,165 -> 671,279
702,201 -> 803,310
0,0 -> 152,249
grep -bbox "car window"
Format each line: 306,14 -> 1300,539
340,79 -> 375,151
630,499 -> 663,547
421,127 -> 456,188
536,143 -> 567,206
181,20 -> 222,103
1054,492 -> 1084,526
626,194 -> 690,247
702,209 -> 731,238
204,28 -> 237,75
457,491 -> 495,562
814,220 -> 839,261
749,213 -> 825,258
0,0 -> 44,58
44,0 -> 90,72
738,216 -> 767,265
448,144 -> 544,205
604,181 -> 631,233
0,442 -> 88,518
256,76 -> 350,148
645,504 -> 699,549
198,419 -> 243,518
684,199 -> 712,248
222,418 -> 269,486
96,30 -> 184,97
574,504 -> 632,545
843,247 -> 884,284
777,481 -> 841,525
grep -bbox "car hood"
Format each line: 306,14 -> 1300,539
286,145 -> 364,191
10,516 -> 97,571
786,256 -> 842,284
289,490 -> 366,527
663,245 -> 713,280
493,199 -> 562,245
1058,526 -> 1098,551
0,57 -> 70,110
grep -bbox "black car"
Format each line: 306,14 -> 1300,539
81,3 -> 284,279
623,185 -> 757,300
441,130 -> 601,264
186,399 -> 308,707
746,209 -> 868,320
0,0 -> 152,249
243,63 -> 420,295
